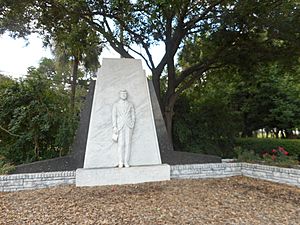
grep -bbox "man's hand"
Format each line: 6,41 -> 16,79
113,127 -> 118,134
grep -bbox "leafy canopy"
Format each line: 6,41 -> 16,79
0,59 -> 80,164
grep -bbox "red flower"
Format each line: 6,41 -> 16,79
272,149 -> 277,153
277,146 -> 289,155
271,155 -> 276,161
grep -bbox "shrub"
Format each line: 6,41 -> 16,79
261,147 -> 299,168
173,94 -> 241,158
0,73 -> 79,164
235,138 -> 300,158
234,146 -> 261,163
234,146 -> 299,168
0,155 -> 15,175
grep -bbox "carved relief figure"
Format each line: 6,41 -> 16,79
112,90 -> 135,168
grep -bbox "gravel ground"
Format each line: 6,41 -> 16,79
0,176 -> 299,225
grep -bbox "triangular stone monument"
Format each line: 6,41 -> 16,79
76,58 -> 170,186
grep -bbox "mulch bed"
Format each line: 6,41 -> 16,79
0,176 -> 299,224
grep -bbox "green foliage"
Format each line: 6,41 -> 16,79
261,147 -> 299,168
173,62 -> 300,158
0,60 -> 82,165
231,63 -> 300,137
2,0 -> 300,150
235,138 -> 300,158
234,147 -> 261,163
0,0 -> 36,38
0,74 -> 15,88
173,81 -> 242,158
0,155 -> 15,175
234,145 -> 299,168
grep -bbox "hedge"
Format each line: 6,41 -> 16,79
235,138 -> 300,157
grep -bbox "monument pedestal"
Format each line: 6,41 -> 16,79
76,164 -> 170,186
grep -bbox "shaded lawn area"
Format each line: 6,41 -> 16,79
0,176 -> 299,224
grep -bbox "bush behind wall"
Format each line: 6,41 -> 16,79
235,138 -> 300,157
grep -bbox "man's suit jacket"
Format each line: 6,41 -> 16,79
112,100 -> 135,131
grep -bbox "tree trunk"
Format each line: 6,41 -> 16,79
152,71 -> 162,108
162,90 -> 178,146
34,135 -> 40,160
151,69 -> 176,147
71,56 -> 79,113
241,113 -> 254,137
285,129 -> 293,139
163,104 -> 174,145
280,129 -> 285,138
275,129 -> 279,139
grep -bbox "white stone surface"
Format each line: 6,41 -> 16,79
76,164 -> 170,186
112,90 -> 135,167
84,58 -> 161,168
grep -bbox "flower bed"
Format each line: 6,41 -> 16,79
235,146 -> 299,168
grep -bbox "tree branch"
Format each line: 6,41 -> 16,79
113,16 -> 156,69
175,64 -> 223,95
185,0 -> 225,31
0,125 -> 21,137
175,58 -> 216,88
102,17 -> 133,58
126,45 -> 152,69
175,39 -> 232,88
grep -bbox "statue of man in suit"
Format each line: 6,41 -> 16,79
112,90 -> 135,168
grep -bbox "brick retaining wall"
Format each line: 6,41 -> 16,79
0,171 -> 75,192
171,163 -> 300,187
242,163 -> 300,187
170,163 -> 242,179
0,163 -> 299,192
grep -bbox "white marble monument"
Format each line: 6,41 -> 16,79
76,58 -> 170,186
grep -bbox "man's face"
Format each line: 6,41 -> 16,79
120,91 -> 127,100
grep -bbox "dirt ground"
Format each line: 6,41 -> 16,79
0,176 -> 299,225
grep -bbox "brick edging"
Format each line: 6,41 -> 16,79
170,163 -> 300,187
0,163 -> 299,192
0,171 -> 76,192
241,163 -> 300,186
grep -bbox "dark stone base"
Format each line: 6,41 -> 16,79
161,151 -> 221,165
12,156 -> 74,174
12,150 -> 221,174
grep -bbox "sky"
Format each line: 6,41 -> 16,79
0,33 -> 52,78
0,33 -> 164,79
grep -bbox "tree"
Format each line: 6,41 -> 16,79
231,63 -> 300,138
0,0 -> 36,38
1,0 -> 300,145
173,67 -> 242,157
172,62 -> 300,157
0,74 -> 14,87
49,0 -> 300,143
0,74 -> 16,139
0,0 -> 102,112
0,60 -> 79,164
40,17 -> 102,112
